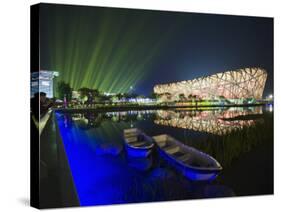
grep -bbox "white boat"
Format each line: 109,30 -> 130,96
123,128 -> 154,157
153,134 -> 222,181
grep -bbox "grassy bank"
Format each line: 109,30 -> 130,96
186,111 -> 273,167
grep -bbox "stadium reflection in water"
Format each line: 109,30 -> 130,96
154,107 -> 264,135
56,106 -> 273,206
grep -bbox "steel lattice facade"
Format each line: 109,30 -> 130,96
153,67 -> 267,101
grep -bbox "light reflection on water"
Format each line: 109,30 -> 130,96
265,104 -> 273,112
56,106 -> 272,206
154,107 -> 263,135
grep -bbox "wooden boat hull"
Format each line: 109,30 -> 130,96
154,135 -> 222,181
157,147 -> 220,181
125,145 -> 152,157
124,128 -> 154,158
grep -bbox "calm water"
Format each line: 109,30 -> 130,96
56,105 -> 273,206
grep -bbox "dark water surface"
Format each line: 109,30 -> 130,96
56,106 -> 273,206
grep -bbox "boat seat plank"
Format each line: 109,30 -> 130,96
130,141 -> 147,147
125,133 -> 138,138
126,137 -> 138,143
164,145 -> 180,154
177,153 -> 192,162
156,141 -> 167,148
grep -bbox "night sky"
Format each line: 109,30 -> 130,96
40,3 -> 273,97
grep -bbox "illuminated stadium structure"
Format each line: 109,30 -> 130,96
153,67 -> 267,102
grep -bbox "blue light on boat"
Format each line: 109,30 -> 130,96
125,146 -> 151,157
183,169 -> 218,181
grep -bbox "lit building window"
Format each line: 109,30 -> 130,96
30,70 -> 59,98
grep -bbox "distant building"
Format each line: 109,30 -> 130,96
153,67 -> 267,103
31,70 -> 59,98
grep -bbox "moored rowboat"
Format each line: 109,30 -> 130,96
153,134 -> 222,181
123,128 -> 154,157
